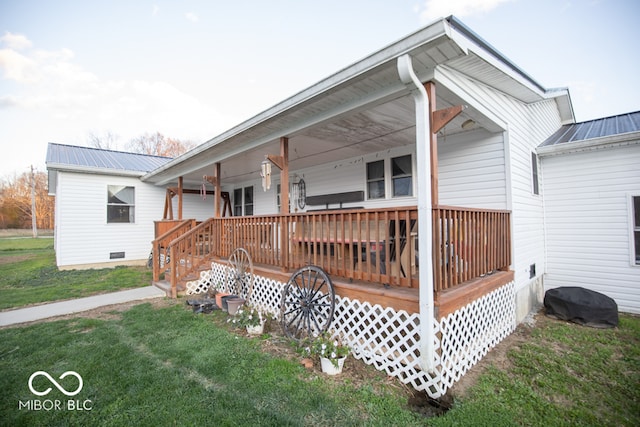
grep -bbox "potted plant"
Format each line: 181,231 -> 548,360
304,332 -> 350,375
228,304 -> 269,335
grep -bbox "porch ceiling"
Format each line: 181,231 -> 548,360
175,92 -> 479,187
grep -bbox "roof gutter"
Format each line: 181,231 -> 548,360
45,163 -> 147,177
397,54 -> 436,374
537,131 -> 640,157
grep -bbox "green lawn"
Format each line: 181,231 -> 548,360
0,237 -> 151,310
0,303 -> 424,426
1,238 -> 638,426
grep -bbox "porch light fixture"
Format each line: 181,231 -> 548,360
461,119 -> 475,130
260,157 -> 272,191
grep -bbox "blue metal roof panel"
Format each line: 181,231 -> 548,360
540,111 -> 640,147
46,143 -> 172,172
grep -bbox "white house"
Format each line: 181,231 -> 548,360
45,16 -> 639,397
538,112 -> 640,314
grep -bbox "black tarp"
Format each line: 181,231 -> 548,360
544,287 -> 618,328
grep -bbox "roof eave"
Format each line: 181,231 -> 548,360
46,163 -> 147,177
537,130 -> 640,157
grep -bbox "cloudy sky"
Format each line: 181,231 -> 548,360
1,0 -> 638,178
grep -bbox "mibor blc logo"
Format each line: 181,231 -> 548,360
29,371 -> 83,396
19,370 -> 93,411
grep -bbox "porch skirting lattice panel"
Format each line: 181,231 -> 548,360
188,262 -> 516,398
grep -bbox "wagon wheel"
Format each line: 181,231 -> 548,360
224,248 -> 254,302
280,265 -> 335,341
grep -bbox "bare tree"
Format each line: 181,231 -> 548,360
0,170 -> 54,230
87,130 -> 121,150
126,132 -> 196,157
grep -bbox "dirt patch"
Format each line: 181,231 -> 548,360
0,254 -> 34,265
445,311 -> 542,399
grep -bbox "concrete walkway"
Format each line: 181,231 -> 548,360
0,286 -> 166,327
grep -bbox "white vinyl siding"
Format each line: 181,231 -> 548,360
54,172 -> 166,267
542,144 -> 640,313
438,129 -> 507,209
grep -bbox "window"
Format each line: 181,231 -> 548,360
233,189 -> 242,216
107,185 -> 134,223
233,186 -> 254,216
633,196 -> 640,265
367,160 -> 385,199
244,186 -> 254,216
392,155 -> 413,197
531,152 -> 539,195
366,154 -> 414,200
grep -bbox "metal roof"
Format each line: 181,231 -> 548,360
540,111 -> 640,148
46,143 -> 172,174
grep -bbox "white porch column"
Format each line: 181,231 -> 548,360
397,54 -> 435,373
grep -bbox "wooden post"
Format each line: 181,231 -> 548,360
280,137 -> 289,215
280,137 -> 289,270
213,163 -> 221,218
177,176 -> 183,220
424,81 -> 465,207
425,82 -> 439,207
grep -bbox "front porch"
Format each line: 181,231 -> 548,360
152,204 -> 512,317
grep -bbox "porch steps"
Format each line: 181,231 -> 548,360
152,279 -> 186,297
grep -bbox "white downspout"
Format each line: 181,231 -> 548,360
397,54 -> 435,373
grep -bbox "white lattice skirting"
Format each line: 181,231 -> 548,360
187,262 -> 516,398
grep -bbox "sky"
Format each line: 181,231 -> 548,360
1,0 -> 639,178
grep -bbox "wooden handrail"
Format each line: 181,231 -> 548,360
158,205 -> 511,297
151,219 -> 195,283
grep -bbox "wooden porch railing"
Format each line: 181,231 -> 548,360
155,205 -> 511,297
432,206 -> 511,292
151,218 -> 196,283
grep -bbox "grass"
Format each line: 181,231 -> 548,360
1,239 -> 638,425
0,303 -> 424,426
429,314 -> 640,427
0,237 -> 151,310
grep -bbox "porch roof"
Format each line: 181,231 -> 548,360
141,16 -> 573,188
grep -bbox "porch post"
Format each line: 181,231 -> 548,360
397,54 -> 435,373
425,82 -> 439,206
280,137 -> 289,215
177,176 -> 183,220
213,163 -> 221,218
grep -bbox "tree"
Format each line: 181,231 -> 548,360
126,132 -> 196,157
0,169 -> 54,230
87,130 -> 121,150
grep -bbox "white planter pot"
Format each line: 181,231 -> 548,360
320,356 -> 346,375
246,322 -> 264,335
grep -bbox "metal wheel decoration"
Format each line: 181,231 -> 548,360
280,265 -> 335,341
224,248 -> 254,301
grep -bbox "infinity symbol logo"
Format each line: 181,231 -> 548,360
28,371 -> 83,396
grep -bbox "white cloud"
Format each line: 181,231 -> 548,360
152,4 -> 159,16
185,12 -> 199,23
0,31 -> 33,50
419,0 -> 514,21
0,37 -> 230,157
0,48 -> 40,83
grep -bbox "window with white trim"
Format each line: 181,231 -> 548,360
392,155 -> 413,197
233,186 -> 254,216
531,152 -> 540,195
633,196 -> 640,265
366,160 -> 385,199
366,154 -> 413,200
107,185 -> 135,223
